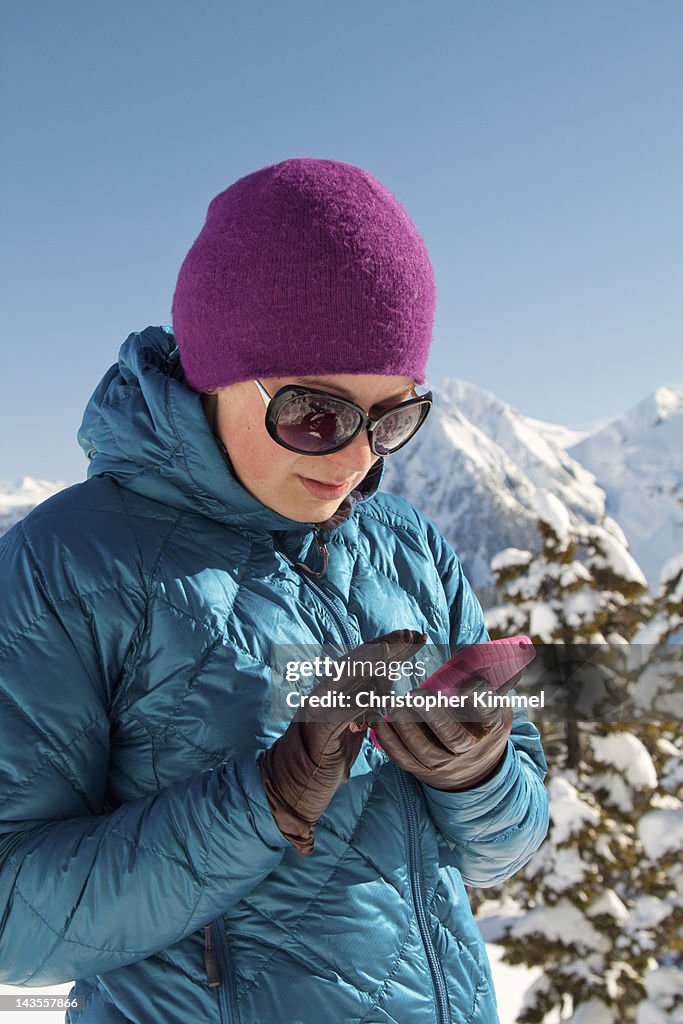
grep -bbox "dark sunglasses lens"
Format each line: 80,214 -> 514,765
373,403 -> 429,455
276,395 -> 362,453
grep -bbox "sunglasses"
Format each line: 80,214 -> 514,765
254,380 -> 432,456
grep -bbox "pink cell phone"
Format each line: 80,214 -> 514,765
368,635 -> 536,748
417,634 -> 536,697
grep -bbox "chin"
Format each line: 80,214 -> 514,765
280,498 -> 343,524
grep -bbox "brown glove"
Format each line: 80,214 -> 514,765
371,676 -> 514,791
261,630 -> 427,854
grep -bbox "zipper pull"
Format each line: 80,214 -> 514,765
294,527 -> 329,578
203,923 -> 221,988
314,529 -> 329,576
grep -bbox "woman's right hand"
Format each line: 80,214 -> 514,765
260,629 -> 427,854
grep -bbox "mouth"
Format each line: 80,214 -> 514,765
297,476 -> 353,500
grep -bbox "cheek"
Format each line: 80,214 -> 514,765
232,426 -> 293,487
215,395 -> 300,495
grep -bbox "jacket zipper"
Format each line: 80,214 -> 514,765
288,540 -> 450,1022
286,531 -> 357,647
204,921 -> 239,1024
203,533 -> 347,1020
395,767 -> 451,1024
203,924 -> 221,988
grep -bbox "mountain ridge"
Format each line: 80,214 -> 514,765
382,382 -> 681,593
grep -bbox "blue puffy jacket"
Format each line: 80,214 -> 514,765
0,328 -> 548,1023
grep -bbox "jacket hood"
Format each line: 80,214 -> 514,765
78,327 -> 384,536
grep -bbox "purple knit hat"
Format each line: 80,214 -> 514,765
172,158 -> 435,391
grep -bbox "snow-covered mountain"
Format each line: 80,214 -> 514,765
568,386 -> 683,584
382,381 -> 682,595
2,385 -> 680,598
382,380 -> 612,594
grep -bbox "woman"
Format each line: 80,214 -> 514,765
0,159 -> 548,1023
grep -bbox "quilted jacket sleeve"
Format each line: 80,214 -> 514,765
419,521 -> 550,887
0,520 -> 289,987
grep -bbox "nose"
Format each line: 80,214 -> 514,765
324,428 -> 375,475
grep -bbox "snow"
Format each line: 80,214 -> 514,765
644,964 -> 683,1002
516,973 -> 555,1021
0,476 -> 68,510
627,895 -> 672,931
651,384 -> 683,421
529,601 -> 559,640
592,771 -> 640,814
572,998 -> 615,1024
591,733 -> 658,790
586,889 -> 629,923
558,560 -> 593,587
657,737 -> 680,758
586,530 -> 649,587
533,491 -> 571,544
547,776 -> 600,844
638,1001 -> 679,1024
638,1000 -> 683,1024
632,619 -> 669,645
549,846 -> 588,890
510,899 -> 609,953
660,550 -> 683,586
630,656 -> 683,718
527,841 -> 588,893
475,902 -> 546,1024
437,380 -> 606,521
562,588 -> 602,627
485,603 -> 527,635
485,944 -> 543,1024
569,385 -> 683,584
601,514 -> 632,549
490,547 -> 533,572
524,416 -> 589,450
639,964 -> 683,1024
639,806 -> 683,858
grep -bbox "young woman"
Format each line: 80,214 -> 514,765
0,158 -> 548,1023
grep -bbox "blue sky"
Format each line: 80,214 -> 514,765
1,0 -> 681,483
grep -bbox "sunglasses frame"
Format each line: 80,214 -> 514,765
254,381 -> 433,456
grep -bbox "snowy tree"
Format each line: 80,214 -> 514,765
487,492 -> 650,768
487,491 -> 649,646
627,550 -> 683,1023
496,730 -> 682,1023
637,551 -> 683,646
484,493 -> 681,1023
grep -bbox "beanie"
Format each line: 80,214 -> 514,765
172,158 -> 435,392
